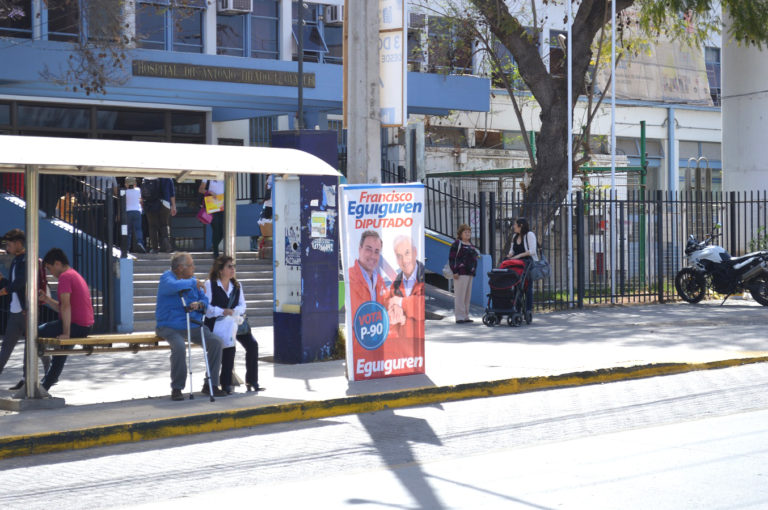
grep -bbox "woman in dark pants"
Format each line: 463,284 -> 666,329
505,217 -> 536,314
204,256 -> 265,393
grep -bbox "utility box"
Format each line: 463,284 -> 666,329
271,130 -> 339,363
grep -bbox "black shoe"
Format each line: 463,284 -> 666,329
8,379 -> 24,390
466,319 -> 475,323
171,389 -> 184,401
223,385 -> 233,395
455,319 -> 468,324
41,379 -> 55,391
212,387 -> 228,397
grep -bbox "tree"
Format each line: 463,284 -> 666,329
414,0 -> 768,228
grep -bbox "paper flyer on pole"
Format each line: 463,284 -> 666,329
339,183 -> 425,381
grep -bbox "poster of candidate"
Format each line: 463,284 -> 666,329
339,183 -> 425,382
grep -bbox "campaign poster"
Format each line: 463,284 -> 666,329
339,183 -> 425,381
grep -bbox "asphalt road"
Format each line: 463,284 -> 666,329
1,363 -> 767,510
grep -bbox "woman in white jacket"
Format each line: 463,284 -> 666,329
204,256 -> 264,394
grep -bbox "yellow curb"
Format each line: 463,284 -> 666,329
1,355 -> 766,460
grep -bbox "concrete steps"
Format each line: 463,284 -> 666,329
131,251 -> 273,332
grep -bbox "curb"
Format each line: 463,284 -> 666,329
2,355 -> 767,460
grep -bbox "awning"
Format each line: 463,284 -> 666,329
0,135 -> 341,179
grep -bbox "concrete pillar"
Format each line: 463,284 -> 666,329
279,0 -> 293,61
345,0 -> 381,184
224,173 -> 237,259
722,12 -> 768,192
204,3 -> 217,55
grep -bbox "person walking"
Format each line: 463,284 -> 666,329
506,217 -> 536,314
204,256 -> 264,394
155,252 -> 226,401
449,224 -> 478,324
124,177 -> 147,253
0,229 -> 50,388
142,177 -> 176,253
199,179 -> 225,258
37,248 -> 94,391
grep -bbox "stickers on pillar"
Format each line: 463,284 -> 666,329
353,301 -> 390,350
285,226 -> 300,266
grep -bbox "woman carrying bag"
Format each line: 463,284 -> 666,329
449,224 -> 478,324
204,256 -> 265,394
506,217 -> 536,314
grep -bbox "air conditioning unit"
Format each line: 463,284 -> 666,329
325,5 -> 344,25
218,0 -> 252,15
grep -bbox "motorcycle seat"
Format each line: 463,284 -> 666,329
730,252 -> 763,263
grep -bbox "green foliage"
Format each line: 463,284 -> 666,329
331,327 -> 346,360
749,226 -> 768,252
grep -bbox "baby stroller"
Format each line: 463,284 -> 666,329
482,259 -> 533,327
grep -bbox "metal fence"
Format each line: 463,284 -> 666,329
380,167 -> 768,311
1,174 -> 115,333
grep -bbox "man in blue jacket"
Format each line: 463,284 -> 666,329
156,252 -> 225,400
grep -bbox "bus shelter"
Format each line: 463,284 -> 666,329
0,135 -> 340,406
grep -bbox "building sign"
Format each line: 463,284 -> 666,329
339,183 -> 425,381
132,60 -> 316,88
379,0 -> 407,126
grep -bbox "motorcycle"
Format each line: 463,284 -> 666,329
675,224 -> 768,306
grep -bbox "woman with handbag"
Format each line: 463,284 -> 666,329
204,256 -> 265,394
505,217 -> 536,314
449,224 -> 479,324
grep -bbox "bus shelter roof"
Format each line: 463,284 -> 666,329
0,135 -> 340,179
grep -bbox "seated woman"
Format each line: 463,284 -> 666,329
204,256 -> 265,394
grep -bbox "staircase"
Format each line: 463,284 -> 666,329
131,251 -> 274,332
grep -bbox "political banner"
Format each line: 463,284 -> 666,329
339,183 -> 425,381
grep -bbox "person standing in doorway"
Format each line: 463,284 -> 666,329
143,177 -> 176,253
124,177 -> 147,253
199,179 -> 225,259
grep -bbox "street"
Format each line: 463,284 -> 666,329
1,362 -> 767,509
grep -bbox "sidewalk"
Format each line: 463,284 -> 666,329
1,298 -> 767,459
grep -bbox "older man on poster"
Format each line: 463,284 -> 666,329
348,230 -> 391,315
387,235 -> 425,342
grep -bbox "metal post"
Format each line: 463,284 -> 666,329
224,173 -> 237,259
730,191 -> 737,256
24,166 -> 41,398
479,191 -> 487,257
119,189 -> 128,258
620,204 -> 625,296
566,1 -> 574,306
656,190 -> 664,303
610,0 -> 616,304
489,192 -> 496,267
576,191 -> 584,308
639,120 -> 647,282
106,191 -> 115,331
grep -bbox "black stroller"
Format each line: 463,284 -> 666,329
481,259 -> 533,327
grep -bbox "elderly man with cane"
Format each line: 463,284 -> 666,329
156,252 -> 226,401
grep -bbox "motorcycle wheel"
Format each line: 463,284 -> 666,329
749,275 -> 768,306
675,268 -> 706,303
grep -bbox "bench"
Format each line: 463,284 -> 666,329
37,333 -> 194,356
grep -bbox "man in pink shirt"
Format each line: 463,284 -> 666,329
35,248 -> 94,391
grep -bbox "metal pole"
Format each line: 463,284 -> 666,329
479,191 -> 487,257
567,1 -> 574,306
639,120 -> 647,282
297,1 -> 304,130
224,173 -> 237,259
610,0 -> 616,304
489,192 -> 496,267
24,165 -> 40,399
576,191 -> 584,308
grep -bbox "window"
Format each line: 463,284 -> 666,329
324,25 -> 342,64
171,111 -> 204,135
251,0 -> 279,60
292,1 -> 325,62
705,46 -> 721,106
0,0 -> 32,38
96,110 -> 165,133
427,16 -> 473,74
217,15 -> 245,56
548,29 -> 566,75
135,0 -> 204,53
0,103 -> 10,125
17,105 -> 90,129
136,2 -> 167,50
47,0 -> 80,42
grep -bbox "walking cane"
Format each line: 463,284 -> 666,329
179,291 -> 194,400
190,317 -> 216,402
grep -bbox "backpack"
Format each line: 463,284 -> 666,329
141,178 -> 161,202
